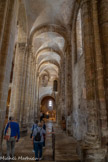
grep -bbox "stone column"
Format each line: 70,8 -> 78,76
0,0 -> 8,49
27,49 -> 35,126
28,54 -> 32,126
34,72 -> 38,119
65,46 -> 73,134
92,0 -> 108,138
81,0 -> 99,145
33,62 -> 37,119
65,56 -> 68,117
98,3 -> 108,156
31,59 -> 35,120
61,59 -> 66,117
57,59 -> 66,125
27,54 -> 31,126
31,61 -> 34,115
23,52 -> 31,126
80,0 -> 107,161
57,68 -> 62,124
33,62 -> 36,116
30,60 -> 33,120
35,74 -> 40,119
19,45 -> 29,129
98,0 -> 108,108
65,46 -> 72,116
26,54 -> 31,125
9,42 -> 26,125
0,0 -> 18,155
19,46 -> 28,130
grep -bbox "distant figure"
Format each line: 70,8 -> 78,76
41,120 -> 46,147
40,111 -> 44,122
33,122 -> 46,161
61,116 -> 66,131
46,112 -> 49,119
4,116 -> 20,157
43,112 -> 45,119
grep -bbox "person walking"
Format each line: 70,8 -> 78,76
40,111 -> 43,122
41,120 -> 46,148
31,120 -> 38,152
4,116 -> 20,157
33,122 -> 46,161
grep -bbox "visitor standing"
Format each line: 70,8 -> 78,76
31,120 -> 39,152
33,122 -> 46,161
4,116 -> 20,157
40,111 -> 43,122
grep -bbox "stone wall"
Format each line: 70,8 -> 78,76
72,54 -> 87,140
0,0 -> 19,155
69,0 -> 108,161
98,0 -> 108,110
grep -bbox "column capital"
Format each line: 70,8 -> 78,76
18,42 -> 26,49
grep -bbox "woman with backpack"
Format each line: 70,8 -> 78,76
32,122 -> 46,161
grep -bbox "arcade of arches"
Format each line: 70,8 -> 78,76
0,0 -> 108,161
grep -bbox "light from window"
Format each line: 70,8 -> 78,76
76,9 -> 83,59
49,100 -> 52,107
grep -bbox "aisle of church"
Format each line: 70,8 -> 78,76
0,0 -> 108,161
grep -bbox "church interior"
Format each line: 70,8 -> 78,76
0,0 -> 108,161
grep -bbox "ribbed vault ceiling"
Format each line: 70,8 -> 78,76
23,0 -> 75,78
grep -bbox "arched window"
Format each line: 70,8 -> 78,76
48,100 -> 53,110
53,80 -> 58,92
76,9 -> 83,61
49,100 -> 52,107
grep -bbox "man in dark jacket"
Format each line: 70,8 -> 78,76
4,116 -> 20,157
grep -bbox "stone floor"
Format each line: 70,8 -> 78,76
1,121 -> 80,162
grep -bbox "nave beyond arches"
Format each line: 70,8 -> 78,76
0,0 -> 108,161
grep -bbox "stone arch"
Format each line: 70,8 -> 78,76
39,94 -> 55,106
71,0 -> 82,63
36,47 -> 63,60
43,70 -> 50,79
39,63 -> 58,75
37,60 -> 60,73
40,95 -> 56,118
30,24 -> 67,42
29,24 -> 70,52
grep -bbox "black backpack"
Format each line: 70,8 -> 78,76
35,128 -> 41,141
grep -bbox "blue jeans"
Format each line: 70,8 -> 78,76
34,142 -> 43,158
7,137 -> 16,157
